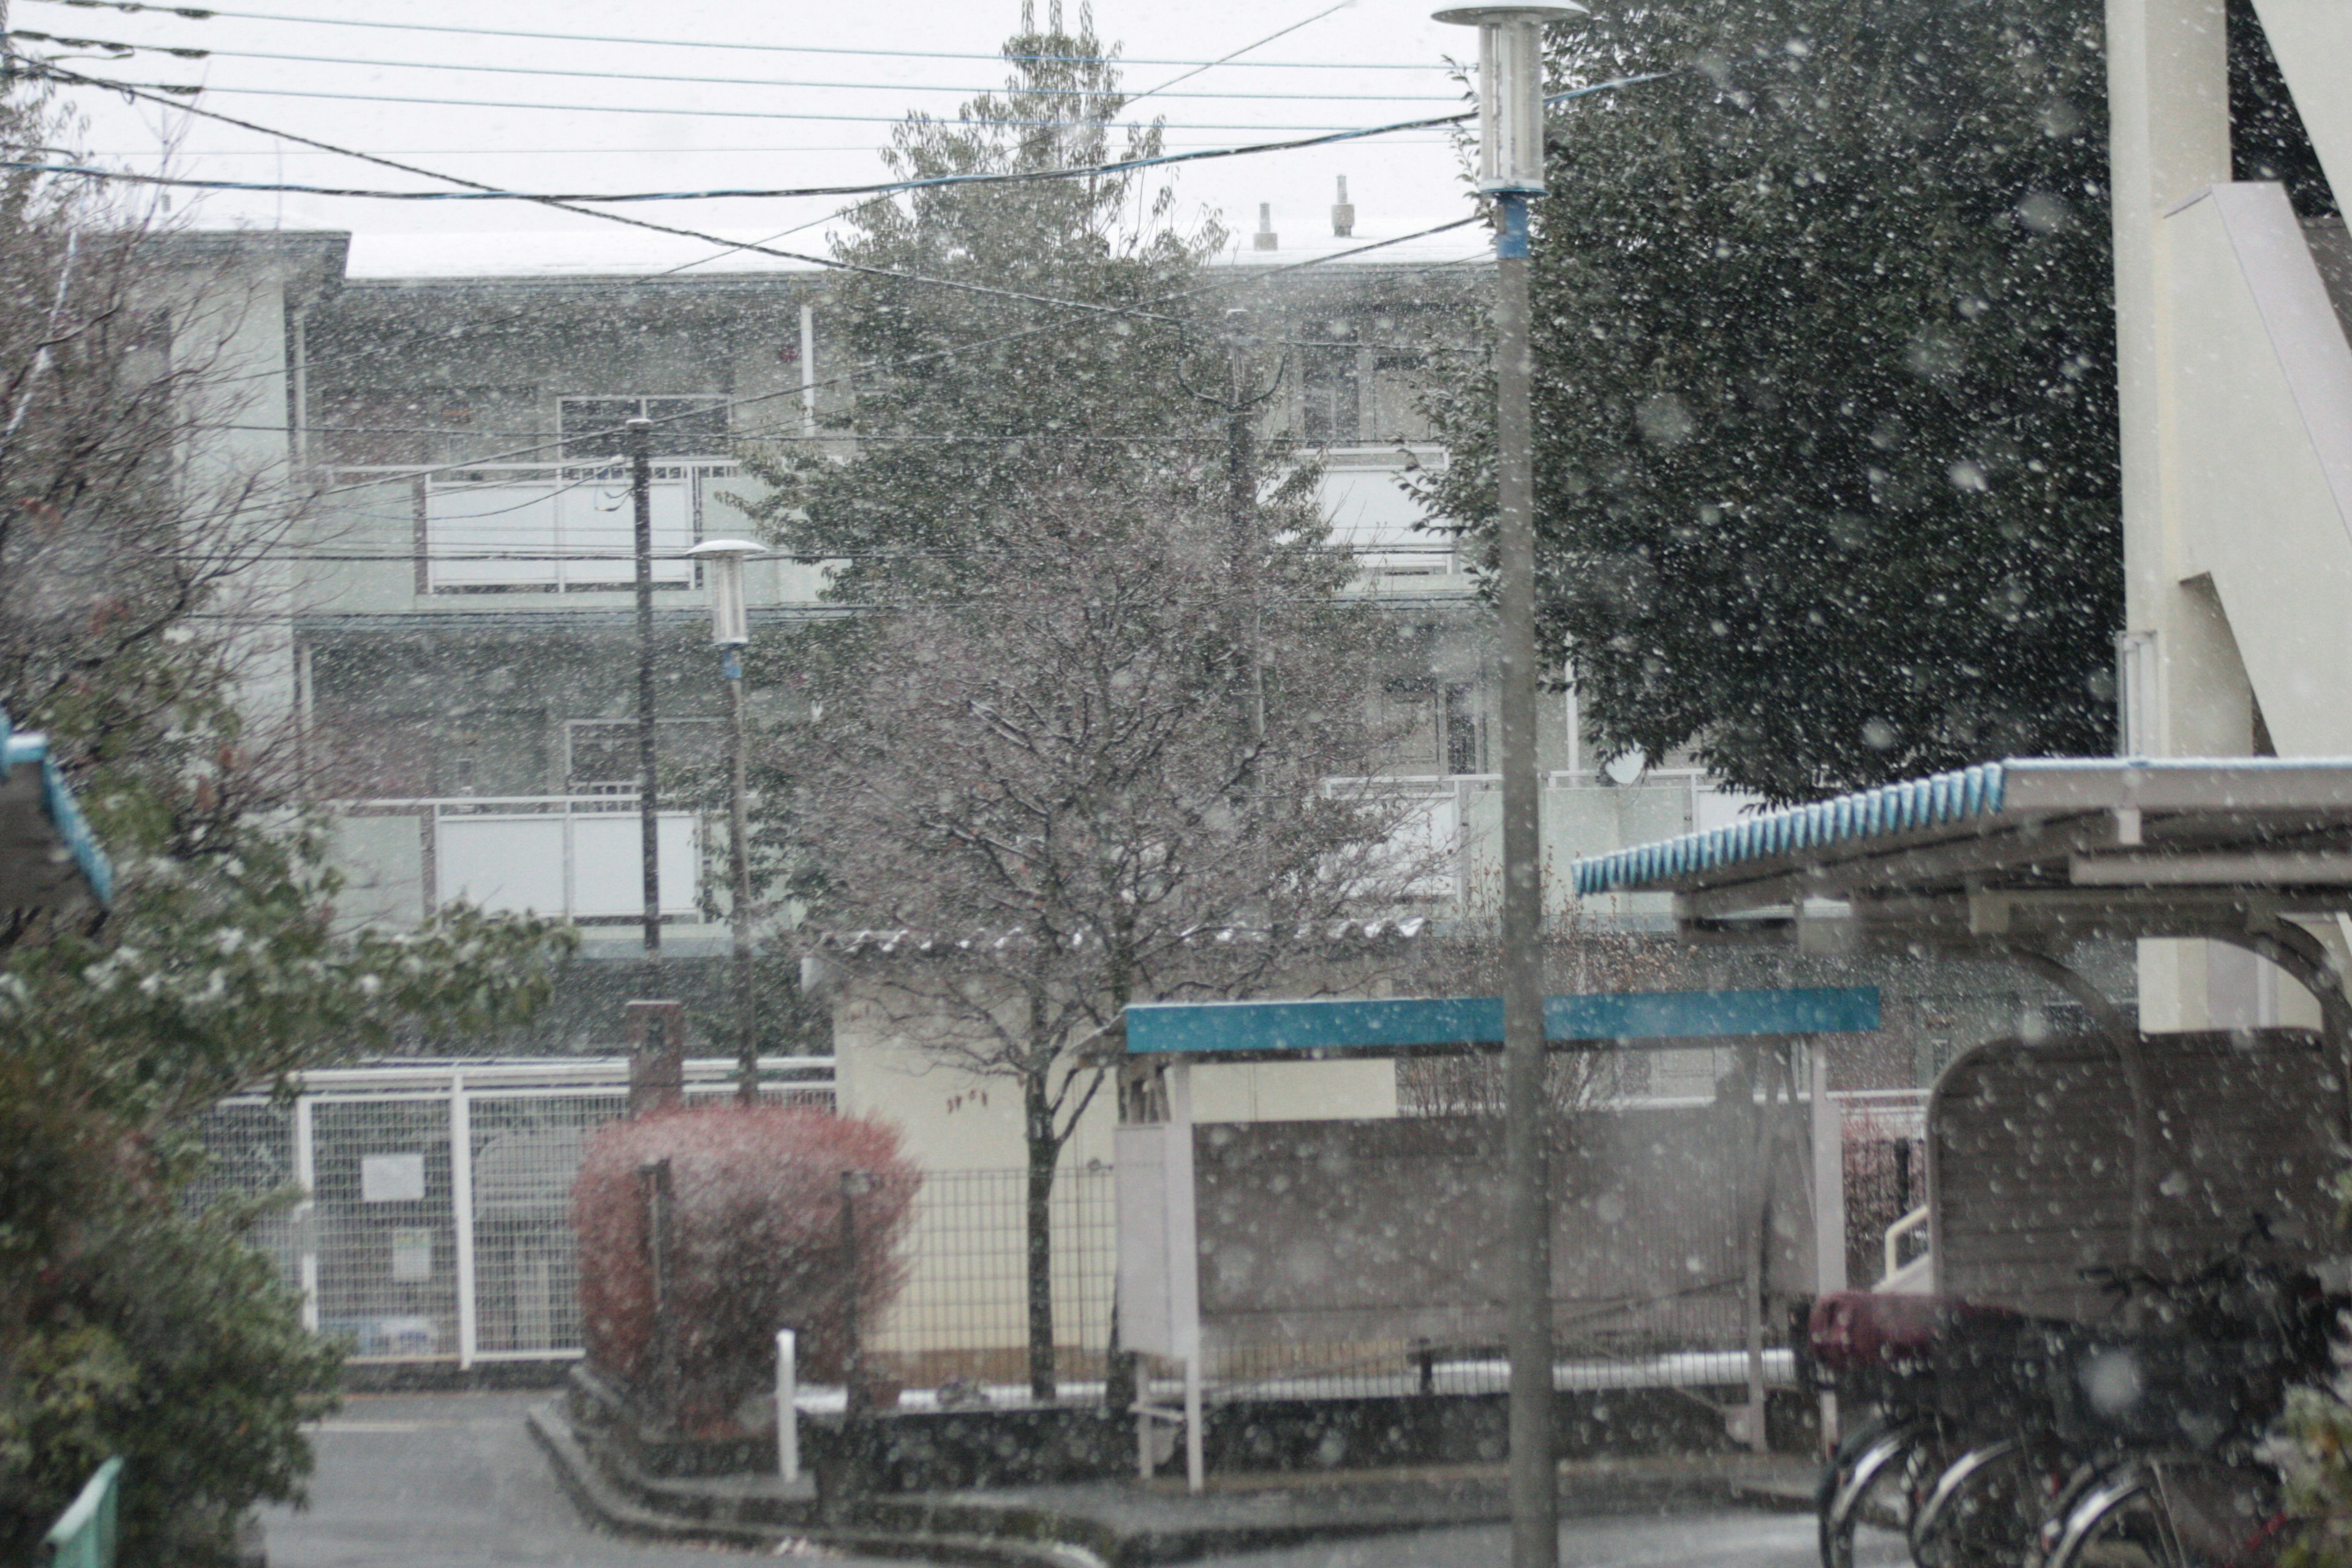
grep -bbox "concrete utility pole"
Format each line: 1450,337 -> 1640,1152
1433,11 -> 1575,1568
1223,307 -> 1276,763
630,417 -> 662,963
688,538 -> 766,1101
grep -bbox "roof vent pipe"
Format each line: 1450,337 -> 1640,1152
1332,176 -> 1355,237
1253,202 -> 1279,251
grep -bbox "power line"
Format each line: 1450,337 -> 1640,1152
29,58 -> 1529,325
43,74 -> 1396,130
6,31 -> 1458,101
28,65 -> 1657,211
22,0 -> 1456,70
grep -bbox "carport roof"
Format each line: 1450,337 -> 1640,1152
1570,756 -> 2352,936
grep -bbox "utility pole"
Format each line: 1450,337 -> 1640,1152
1222,307 -> 1275,763
630,416 -> 662,965
1434,12 -> 1575,1568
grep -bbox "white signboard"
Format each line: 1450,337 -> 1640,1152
360,1152 -> 427,1204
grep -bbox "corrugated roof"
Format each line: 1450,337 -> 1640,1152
1574,761 -> 2008,896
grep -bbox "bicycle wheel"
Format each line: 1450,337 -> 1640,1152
1822,1416 -> 1944,1568
1911,1439 -> 2048,1568
2044,1459 -> 2283,1568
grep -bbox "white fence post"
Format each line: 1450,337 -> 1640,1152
775,1329 -> 799,1483
450,1070 -> 478,1370
293,1095 -> 318,1333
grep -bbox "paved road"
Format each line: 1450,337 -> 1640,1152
1189,1513 -> 1905,1568
258,1390 -> 881,1568
262,1390 -> 1887,1568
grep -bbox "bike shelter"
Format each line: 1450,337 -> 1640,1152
1574,756 -> 2352,1300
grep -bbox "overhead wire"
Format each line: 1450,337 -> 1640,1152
4,31 -> 1458,102
22,0 -> 1454,70
35,76 -> 1400,130
19,64 -> 1658,211
24,57 -> 1548,323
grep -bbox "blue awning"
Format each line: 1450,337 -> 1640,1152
1124,986 -> 1880,1055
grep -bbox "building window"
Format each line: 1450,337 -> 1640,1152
558,396 -> 731,459
1300,331 -> 1360,445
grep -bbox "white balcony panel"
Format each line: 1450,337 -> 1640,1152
557,480 -> 692,588
1317,457 -> 1449,574
437,816 -> 565,913
434,810 -> 698,919
423,477 -> 692,591
426,484 -> 561,589
569,813 -> 698,917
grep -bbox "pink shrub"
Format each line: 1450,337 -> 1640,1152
571,1103 -> 918,1433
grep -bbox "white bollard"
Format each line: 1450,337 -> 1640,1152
775,1329 -> 799,1484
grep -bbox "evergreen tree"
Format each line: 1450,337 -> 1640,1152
1420,0 -> 2120,802
741,1 -> 1229,604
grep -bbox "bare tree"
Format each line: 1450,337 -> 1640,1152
786,473 -> 1427,1398
0,88 -> 318,948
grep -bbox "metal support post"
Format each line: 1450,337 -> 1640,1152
775,1329 -> 801,1484
1494,185 -> 1558,1564
630,416 -> 662,963
1809,1043 -> 1845,1453
1183,1349 -> 1204,1495
293,1094 -> 318,1333
450,1072 -> 477,1370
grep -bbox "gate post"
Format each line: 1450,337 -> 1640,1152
451,1069 -> 478,1370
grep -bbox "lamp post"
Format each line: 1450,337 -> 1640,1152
688,537 -> 766,1103
1432,10 -> 1577,1567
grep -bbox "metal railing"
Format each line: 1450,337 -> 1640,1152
189,1057 -> 832,1366
42,1458 -> 121,1568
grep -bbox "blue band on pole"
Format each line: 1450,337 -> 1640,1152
721,649 -> 744,680
1124,986 -> 1880,1056
1496,194 -> 1531,259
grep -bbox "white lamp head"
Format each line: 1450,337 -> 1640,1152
1433,6 -> 1583,196
687,538 -> 764,646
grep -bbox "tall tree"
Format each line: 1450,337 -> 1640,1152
0,86 -> 573,1561
739,1 -> 1228,599
789,476 -> 1419,1399
1420,0 -> 2120,803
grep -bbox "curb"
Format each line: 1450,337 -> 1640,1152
528,1403 -> 1108,1568
532,1400 -> 1822,1565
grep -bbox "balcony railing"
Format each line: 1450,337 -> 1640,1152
341,795 -> 699,921
324,460 -> 741,594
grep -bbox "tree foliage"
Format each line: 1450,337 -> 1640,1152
739,1 -> 1227,604
1419,0 -> 2120,802
0,86 -> 574,1560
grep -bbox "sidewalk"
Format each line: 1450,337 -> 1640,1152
530,1398 -> 1819,1566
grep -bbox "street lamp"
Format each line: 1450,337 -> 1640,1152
1432,10 -> 1577,1568
688,537 -> 766,1102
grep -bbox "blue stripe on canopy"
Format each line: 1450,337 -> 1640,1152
1123,986 -> 1879,1055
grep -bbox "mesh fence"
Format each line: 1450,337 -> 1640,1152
867,1166 -> 1117,1389
190,1059 -> 834,1366
188,1065 -> 1874,1400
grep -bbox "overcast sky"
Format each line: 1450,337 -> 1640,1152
21,0 -> 1496,277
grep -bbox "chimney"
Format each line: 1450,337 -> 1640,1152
1253,202 -> 1279,252
1331,176 -> 1355,238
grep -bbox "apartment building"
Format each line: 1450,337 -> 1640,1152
260,235 -> 1787,1052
